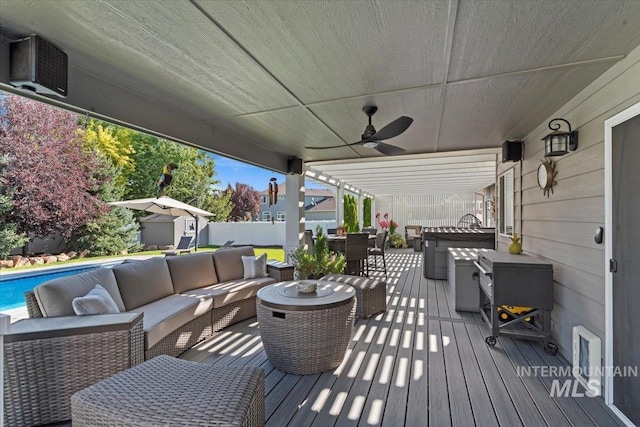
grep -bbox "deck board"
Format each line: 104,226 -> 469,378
177,249 -> 623,427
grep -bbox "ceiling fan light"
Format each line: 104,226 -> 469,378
363,141 -> 378,148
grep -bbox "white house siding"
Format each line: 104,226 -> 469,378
374,193 -> 482,230
497,45 -> 640,360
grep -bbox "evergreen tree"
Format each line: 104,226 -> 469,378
363,197 -> 372,227
343,194 -> 359,232
68,155 -> 141,256
0,156 -> 28,258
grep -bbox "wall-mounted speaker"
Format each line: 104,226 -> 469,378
10,35 -> 68,98
287,157 -> 303,175
502,140 -> 523,162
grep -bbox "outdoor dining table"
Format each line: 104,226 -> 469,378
326,234 -> 376,253
327,234 -> 377,276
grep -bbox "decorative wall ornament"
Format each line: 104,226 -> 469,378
537,159 -> 557,197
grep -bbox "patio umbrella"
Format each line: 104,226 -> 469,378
109,196 -> 214,251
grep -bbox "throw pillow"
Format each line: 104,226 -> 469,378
241,253 -> 268,279
72,284 -> 121,315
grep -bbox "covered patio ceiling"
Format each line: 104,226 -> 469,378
1,1 -> 640,175
307,149 -> 498,196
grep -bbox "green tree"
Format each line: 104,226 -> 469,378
0,155 -> 28,258
363,197 -> 372,227
123,134 -> 232,221
68,155 -> 141,256
81,118 -> 135,187
343,194 -> 359,232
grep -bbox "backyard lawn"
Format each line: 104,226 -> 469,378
5,246 -> 285,272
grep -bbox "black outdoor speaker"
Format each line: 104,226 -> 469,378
502,140 -> 523,162
10,35 -> 68,98
287,157 -> 303,175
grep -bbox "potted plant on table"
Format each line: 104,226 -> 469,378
291,226 -> 346,292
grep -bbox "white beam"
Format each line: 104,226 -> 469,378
284,174 -> 305,263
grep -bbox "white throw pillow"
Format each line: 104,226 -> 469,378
242,253 -> 268,279
72,284 -> 121,315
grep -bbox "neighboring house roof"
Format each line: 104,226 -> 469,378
259,183 -> 334,198
306,197 -> 335,212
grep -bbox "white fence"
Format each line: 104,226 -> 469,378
208,220 -> 337,246
373,193 -> 484,229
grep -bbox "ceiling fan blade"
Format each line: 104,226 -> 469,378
367,116 -> 413,141
374,142 -> 406,156
305,141 -> 363,150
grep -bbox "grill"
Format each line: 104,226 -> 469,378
474,251 -> 557,355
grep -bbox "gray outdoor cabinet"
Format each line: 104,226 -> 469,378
475,251 -> 557,354
422,228 -> 495,279
447,248 -> 495,312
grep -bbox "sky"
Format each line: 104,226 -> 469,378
210,154 -> 329,192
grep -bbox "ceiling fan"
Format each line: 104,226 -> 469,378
306,106 -> 413,156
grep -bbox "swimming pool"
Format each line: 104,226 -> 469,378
0,264 -> 104,311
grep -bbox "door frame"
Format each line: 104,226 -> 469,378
604,100 -> 640,426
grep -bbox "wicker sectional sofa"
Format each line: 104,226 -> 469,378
25,247 -> 293,359
5,247 -> 291,426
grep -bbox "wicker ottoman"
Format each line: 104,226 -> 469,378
320,274 -> 387,318
71,355 -> 265,427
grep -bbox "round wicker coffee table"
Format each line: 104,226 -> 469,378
256,280 -> 356,375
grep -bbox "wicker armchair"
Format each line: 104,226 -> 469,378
3,313 -> 144,427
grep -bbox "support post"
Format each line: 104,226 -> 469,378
194,215 -> 199,251
284,173 -> 305,263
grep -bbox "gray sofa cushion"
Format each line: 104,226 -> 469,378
241,253 -> 267,279
133,294 -> 213,350
212,246 -> 255,282
184,277 -> 276,308
34,268 -> 126,317
72,284 -> 121,315
166,253 -> 218,294
112,258 -> 174,311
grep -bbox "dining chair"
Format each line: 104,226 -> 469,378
362,227 -> 377,247
345,232 -> 370,276
368,230 -> 388,279
304,230 -> 314,255
327,228 -> 337,235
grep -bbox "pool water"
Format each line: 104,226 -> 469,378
0,266 -> 100,311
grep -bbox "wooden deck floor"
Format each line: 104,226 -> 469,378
181,249 -> 623,427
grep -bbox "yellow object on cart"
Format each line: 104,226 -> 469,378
498,305 -> 535,323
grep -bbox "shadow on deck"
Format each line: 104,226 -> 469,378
181,249 -> 622,427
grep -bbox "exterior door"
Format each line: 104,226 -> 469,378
611,115 -> 640,424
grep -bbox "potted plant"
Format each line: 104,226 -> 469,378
291,226 -> 346,292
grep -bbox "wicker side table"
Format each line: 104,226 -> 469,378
71,355 -> 265,427
319,274 -> 387,318
256,281 -> 356,375
266,259 -> 295,281
3,313 -> 143,427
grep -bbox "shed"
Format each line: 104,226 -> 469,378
140,214 -> 209,248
